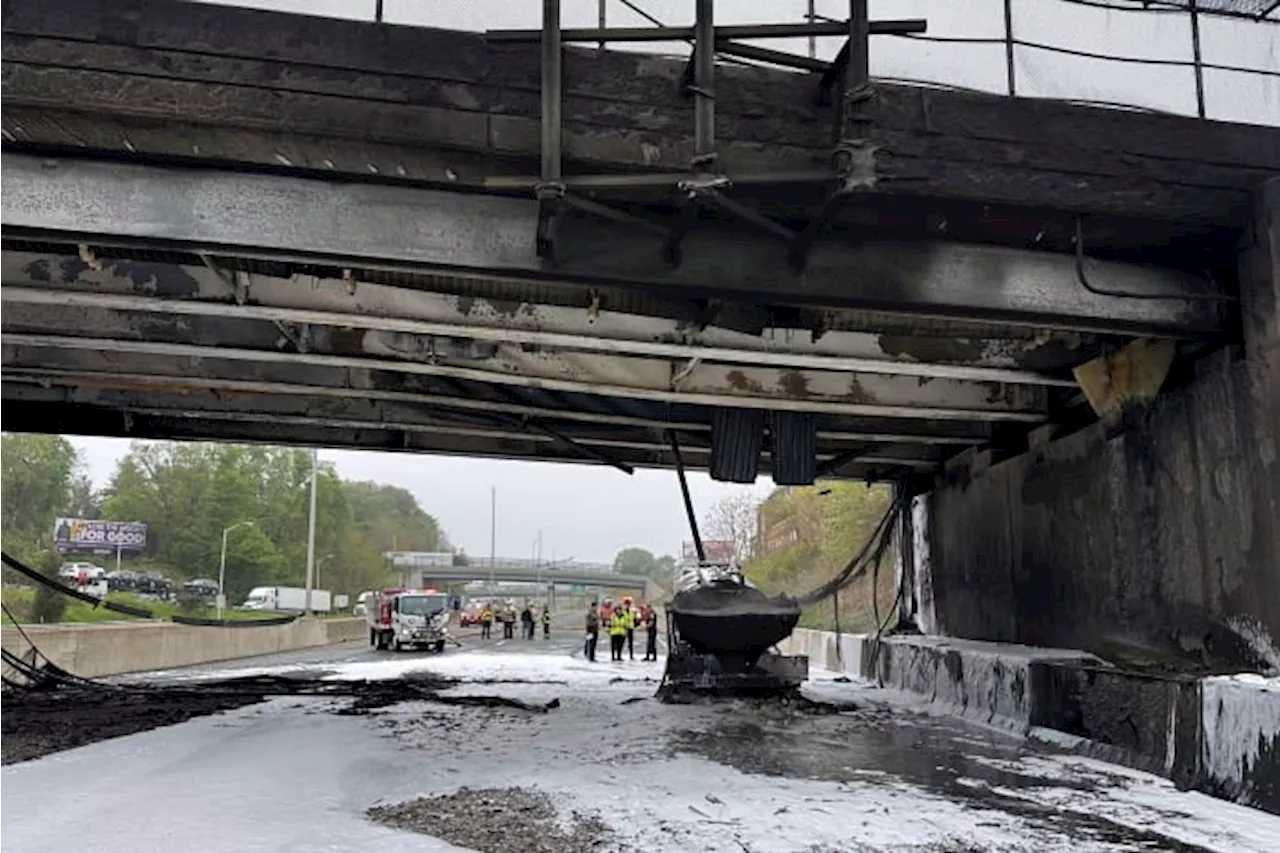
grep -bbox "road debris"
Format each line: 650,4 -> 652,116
367,787 -> 613,853
2,670 -> 560,761
1,684 -> 263,765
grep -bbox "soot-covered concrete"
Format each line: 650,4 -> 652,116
910,179 -> 1280,674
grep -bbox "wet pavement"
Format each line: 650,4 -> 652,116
4,634 -> 1279,852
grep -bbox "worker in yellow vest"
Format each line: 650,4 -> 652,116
622,596 -> 638,660
608,607 -> 630,662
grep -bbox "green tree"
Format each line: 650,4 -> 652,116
221,524 -> 288,601
614,547 -> 658,575
0,432 -> 79,563
744,483 -> 893,632
30,544 -> 68,624
345,481 -> 447,552
96,440 -> 444,600
613,548 -> 679,585
66,473 -> 101,519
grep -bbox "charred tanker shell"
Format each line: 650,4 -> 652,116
661,563 -> 808,700
669,582 -> 801,667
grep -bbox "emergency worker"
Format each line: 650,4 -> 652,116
609,606 -> 630,661
643,606 -> 659,661
584,602 -> 600,662
520,603 -> 534,640
622,597 -> 638,660
502,603 -> 516,639
480,604 -> 494,639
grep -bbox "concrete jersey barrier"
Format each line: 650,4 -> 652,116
782,627 -> 1280,814
1,617 -> 366,679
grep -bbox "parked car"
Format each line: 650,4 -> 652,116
183,578 -> 220,600
58,561 -> 103,580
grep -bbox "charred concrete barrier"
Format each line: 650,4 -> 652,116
782,628 -> 1280,813
1,617 -> 366,678
1200,675 -> 1280,811
780,629 -> 1097,729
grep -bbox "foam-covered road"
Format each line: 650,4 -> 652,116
4,635 -> 1278,852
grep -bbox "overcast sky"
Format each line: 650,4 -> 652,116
43,0 -> 1280,562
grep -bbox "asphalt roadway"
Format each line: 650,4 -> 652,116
3,632 -> 1279,853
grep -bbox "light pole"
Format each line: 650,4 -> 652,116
218,520 -> 255,618
489,485 -> 497,595
317,553 -> 334,591
304,447 -> 318,615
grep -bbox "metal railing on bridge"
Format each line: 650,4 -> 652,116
197,0 -> 1277,126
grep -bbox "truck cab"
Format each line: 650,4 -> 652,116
367,588 -> 451,652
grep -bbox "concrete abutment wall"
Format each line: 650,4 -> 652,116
1,618 -> 366,678
906,178 -> 1280,669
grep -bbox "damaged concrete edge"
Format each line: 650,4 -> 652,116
779,628 -> 1280,814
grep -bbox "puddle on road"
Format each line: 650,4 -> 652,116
668,707 -> 1221,853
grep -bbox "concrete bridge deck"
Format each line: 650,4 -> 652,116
3,0 -> 1274,484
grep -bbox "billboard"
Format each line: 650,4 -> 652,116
53,518 -> 148,554
681,540 -> 735,563
385,551 -> 454,568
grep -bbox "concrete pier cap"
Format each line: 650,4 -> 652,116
892,176 -> 1279,675
864,179 -> 1280,811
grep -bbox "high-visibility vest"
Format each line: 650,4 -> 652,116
609,612 -> 629,636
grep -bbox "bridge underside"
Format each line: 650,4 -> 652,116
0,153 -> 1231,483
2,0 -> 1272,484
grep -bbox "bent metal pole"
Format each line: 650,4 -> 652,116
667,429 -> 705,563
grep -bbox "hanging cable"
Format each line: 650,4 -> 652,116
792,485 -> 905,607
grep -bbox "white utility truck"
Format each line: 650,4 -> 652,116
240,586 -> 332,613
366,588 -> 451,652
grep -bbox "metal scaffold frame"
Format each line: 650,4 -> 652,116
488,1 -> 928,268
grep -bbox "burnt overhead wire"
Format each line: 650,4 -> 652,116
878,32 -> 1278,78
606,0 -> 780,70
0,551 -> 300,628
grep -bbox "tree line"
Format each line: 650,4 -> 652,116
1,434 -> 449,602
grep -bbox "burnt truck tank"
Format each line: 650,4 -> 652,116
660,562 -> 808,699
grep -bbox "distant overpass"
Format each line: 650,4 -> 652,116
414,565 -> 648,592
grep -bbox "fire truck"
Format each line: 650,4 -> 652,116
366,587 -> 451,652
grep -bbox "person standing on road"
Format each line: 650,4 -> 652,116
480,604 -> 494,640
643,606 -> 659,661
623,597 -> 638,661
502,604 -> 516,639
609,606 -> 629,662
542,605 -> 551,639
584,603 -> 600,662
520,603 -> 534,640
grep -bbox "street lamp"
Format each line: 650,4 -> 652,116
317,553 -> 334,590
218,520 -> 255,618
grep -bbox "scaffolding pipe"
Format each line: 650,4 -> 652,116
848,0 -> 870,93
1003,0 -> 1017,96
808,0 -> 817,59
694,0 -> 716,159
1189,0 -> 1207,118
488,21 -> 926,43
541,0 -> 563,182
